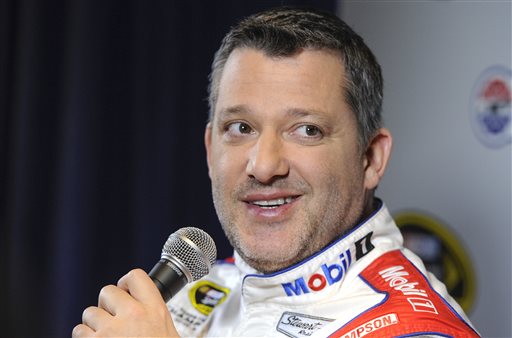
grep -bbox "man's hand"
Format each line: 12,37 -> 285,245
72,269 -> 180,337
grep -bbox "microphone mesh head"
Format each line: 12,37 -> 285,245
161,227 -> 217,281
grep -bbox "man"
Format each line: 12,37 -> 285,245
73,7 -> 480,337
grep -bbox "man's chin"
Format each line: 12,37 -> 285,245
239,249 -> 302,274
247,259 -> 290,274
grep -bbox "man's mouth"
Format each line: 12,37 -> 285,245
249,197 -> 296,209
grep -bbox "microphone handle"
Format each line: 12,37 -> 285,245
149,259 -> 188,302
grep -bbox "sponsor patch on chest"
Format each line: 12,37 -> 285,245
277,312 -> 334,337
340,313 -> 399,338
281,232 -> 375,297
188,280 -> 230,315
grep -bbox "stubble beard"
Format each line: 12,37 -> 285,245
211,175 -> 363,274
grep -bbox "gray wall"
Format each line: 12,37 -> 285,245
340,1 -> 511,337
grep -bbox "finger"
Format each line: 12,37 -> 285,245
72,323 -> 95,338
82,306 -> 112,332
97,284 -> 134,316
117,268 -> 163,305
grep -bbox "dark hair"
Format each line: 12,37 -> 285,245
207,7 -> 383,147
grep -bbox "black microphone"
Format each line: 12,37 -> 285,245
149,227 -> 217,302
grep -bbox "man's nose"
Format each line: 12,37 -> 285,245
245,132 -> 289,184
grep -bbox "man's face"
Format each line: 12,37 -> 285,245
205,48 -> 373,273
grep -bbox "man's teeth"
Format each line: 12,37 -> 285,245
251,197 -> 294,207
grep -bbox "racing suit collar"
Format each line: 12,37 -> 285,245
231,199 -> 403,306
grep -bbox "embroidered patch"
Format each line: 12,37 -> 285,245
340,313 -> 399,338
277,311 -> 334,337
188,280 -> 230,315
355,231 -> 375,260
281,248 -> 352,297
169,306 -> 206,330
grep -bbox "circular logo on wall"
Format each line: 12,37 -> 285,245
469,65 -> 511,148
393,212 -> 476,313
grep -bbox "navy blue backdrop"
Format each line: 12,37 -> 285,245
0,1 -> 337,337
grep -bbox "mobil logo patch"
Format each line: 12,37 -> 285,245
281,232 -> 374,297
282,249 -> 352,296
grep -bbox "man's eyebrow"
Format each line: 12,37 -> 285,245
285,108 -> 318,118
216,105 -> 332,123
285,108 -> 332,124
217,105 -> 251,117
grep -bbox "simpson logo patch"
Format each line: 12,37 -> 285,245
188,280 -> 230,315
277,312 -> 334,338
340,313 -> 399,338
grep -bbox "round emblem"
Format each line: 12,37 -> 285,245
469,65 -> 511,148
394,212 -> 476,313
188,280 -> 230,316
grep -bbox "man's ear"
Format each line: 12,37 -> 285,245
363,128 -> 393,190
204,122 -> 213,179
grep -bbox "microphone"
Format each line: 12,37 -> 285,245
149,227 -> 217,302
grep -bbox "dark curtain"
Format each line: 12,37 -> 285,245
0,1 -> 337,337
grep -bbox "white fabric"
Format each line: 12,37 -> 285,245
168,201 -> 478,337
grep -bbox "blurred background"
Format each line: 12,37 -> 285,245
1,0 -> 510,337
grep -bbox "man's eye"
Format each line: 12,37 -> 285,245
226,122 -> 254,135
296,125 -> 322,137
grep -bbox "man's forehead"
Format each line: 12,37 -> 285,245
214,48 -> 347,114
219,48 -> 345,89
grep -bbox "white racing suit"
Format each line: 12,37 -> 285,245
168,201 -> 480,337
